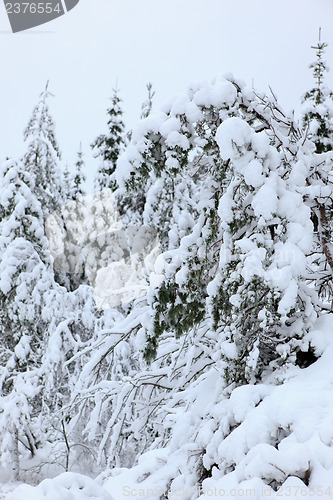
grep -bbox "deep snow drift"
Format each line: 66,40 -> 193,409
4,314 -> 333,499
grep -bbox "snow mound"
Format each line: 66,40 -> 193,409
7,472 -> 113,500
101,314 -> 333,499
4,315 -> 333,499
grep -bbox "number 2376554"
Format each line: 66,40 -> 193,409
5,3 -> 62,14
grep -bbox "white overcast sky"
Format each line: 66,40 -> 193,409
0,0 -> 333,188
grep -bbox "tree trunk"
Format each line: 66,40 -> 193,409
318,204 -> 333,272
12,426 -> 20,482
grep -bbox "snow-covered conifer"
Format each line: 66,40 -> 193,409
115,75 -> 318,382
209,116 -> 316,383
300,33 -> 333,303
63,164 -> 73,200
140,82 -> 155,119
0,158 -> 54,479
50,146 -> 88,291
302,30 -> 333,153
72,144 -> 86,201
23,82 -> 65,217
0,157 -> 96,477
92,88 -> 126,192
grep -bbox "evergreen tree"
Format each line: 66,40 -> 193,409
0,157 -> 99,476
0,159 -> 54,479
51,146 -> 88,291
48,147 -> 87,291
92,87 -> 126,192
209,117 -> 316,384
302,29 -> 333,153
72,144 -> 86,201
23,82 -> 65,218
63,163 -> 73,201
301,32 -> 333,303
114,75 -> 319,382
140,82 -> 155,119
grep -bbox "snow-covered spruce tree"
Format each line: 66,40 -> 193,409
65,146 -> 87,289
63,164 -> 73,200
208,116 -> 317,384
302,31 -> 333,154
92,87 -> 126,192
23,82 -> 65,218
301,34 -> 333,303
0,158 -> 55,480
115,74 -> 318,382
72,144 -> 86,201
50,146 -> 88,291
0,158 -> 98,478
141,82 -> 155,120
49,206 -> 88,292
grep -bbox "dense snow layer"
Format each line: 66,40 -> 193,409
4,314 -> 333,499
6,473 -> 113,500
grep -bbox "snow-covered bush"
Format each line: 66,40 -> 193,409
7,472 -> 113,500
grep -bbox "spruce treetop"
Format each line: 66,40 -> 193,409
24,81 -> 61,158
92,86 -> 126,192
302,29 -> 333,153
0,158 -> 49,262
141,82 -> 155,120
73,143 -> 86,200
23,81 -> 64,216
111,74 -> 318,383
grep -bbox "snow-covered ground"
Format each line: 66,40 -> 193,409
2,314 -> 333,499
